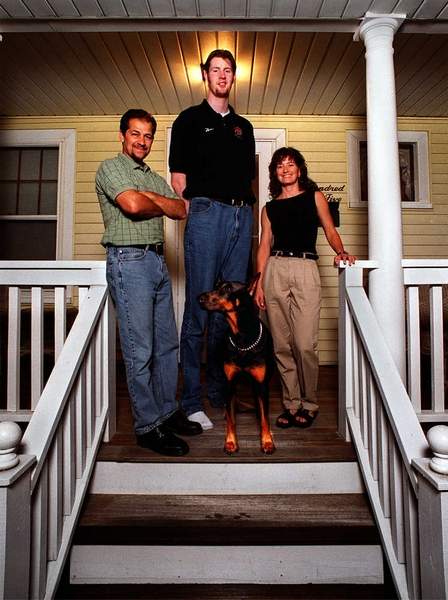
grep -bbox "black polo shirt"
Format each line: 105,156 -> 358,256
169,100 -> 256,204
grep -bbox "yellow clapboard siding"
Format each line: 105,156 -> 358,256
76,214 -> 103,225
75,225 -> 104,237
77,194 -> 98,203
76,204 -> 102,214
77,183 -> 97,193
76,232 -> 103,244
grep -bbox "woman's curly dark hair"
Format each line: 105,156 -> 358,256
268,147 -> 318,199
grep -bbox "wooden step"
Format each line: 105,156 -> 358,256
68,493 -> 384,587
74,493 -> 379,546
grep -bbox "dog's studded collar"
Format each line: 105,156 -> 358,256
228,322 -> 263,352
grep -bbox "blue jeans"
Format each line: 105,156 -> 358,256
180,197 -> 253,415
106,246 -> 179,435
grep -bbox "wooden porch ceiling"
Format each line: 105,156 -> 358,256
0,0 -> 447,118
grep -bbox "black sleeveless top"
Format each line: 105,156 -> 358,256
265,189 -> 319,254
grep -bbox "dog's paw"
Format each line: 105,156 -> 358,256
224,440 -> 239,454
262,439 -> 275,454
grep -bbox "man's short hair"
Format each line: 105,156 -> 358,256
119,109 -> 157,136
201,49 -> 237,75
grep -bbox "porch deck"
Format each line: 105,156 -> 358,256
99,363 -> 355,463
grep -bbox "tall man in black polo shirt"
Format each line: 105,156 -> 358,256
169,49 -> 256,430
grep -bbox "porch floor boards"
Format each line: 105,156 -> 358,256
99,364 -> 355,463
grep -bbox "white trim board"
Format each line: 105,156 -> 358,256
70,544 -> 383,585
91,461 -> 363,495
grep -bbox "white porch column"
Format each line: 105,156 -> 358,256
358,13 -> 407,381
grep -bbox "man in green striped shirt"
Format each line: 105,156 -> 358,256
96,109 -> 202,456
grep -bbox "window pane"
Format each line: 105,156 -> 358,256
399,143 -> 416,203
18,182 -> 39,214
40,182 -> 58,214
0,149 -> 19,180
20,149 -> 41,180
0,182 -> 18,214
0,220 -> 56,260
42,148 -> 58,179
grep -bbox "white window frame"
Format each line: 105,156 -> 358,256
347,130 -> 431,209
0,129 -> 76,259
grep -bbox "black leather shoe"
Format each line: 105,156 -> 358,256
136,427 -> 189,456
162,410 -> 203,436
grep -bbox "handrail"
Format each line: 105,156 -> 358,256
339,260 -> 448,599
0,261 -> 116,599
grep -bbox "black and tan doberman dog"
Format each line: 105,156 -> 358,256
198,275 -> 275,455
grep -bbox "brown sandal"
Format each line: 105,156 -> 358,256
276,411 -> 296,429
294,407 -> 319,428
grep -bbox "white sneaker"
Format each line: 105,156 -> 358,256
187,411 -> 213,430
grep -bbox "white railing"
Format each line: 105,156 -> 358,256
403,259 -> 448,422
339,261 -> 448,600
0,261 -> 116,599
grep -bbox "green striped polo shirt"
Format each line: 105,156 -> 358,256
96,153 -> 179,247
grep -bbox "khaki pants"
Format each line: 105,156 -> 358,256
264,256 -> 321,413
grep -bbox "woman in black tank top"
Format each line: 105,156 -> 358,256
255,147 -> 355,429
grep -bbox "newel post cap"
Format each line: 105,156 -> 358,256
0,421 -> 22,471
427,425 -> 448,476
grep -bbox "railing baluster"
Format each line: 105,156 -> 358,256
403,467 -> 421,599
78,286 -> 88,308
389,438 -> 406,563
338,271 -> 353,440
31,286 -> 44,410
406,286 -> 422,411
103,296 -> 117,441
367,372 -> 378,481
95,316 -> 103,419
359,347 -> 368,448
430,285 -> 444,412
352,327 -> 360,418
63,397 -> 76,516
48,429 -> 63,561
54,286 -> 66,360
75,369 -> 87,478
377,401 -> 391,518
7,286 -> 21,411
30,465 -> 49,600
85,343 -> 95,446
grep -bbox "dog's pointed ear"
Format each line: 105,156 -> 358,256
247,272 -> 261,297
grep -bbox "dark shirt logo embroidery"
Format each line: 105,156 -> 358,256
204,127 -> 214,133
233,126 -> 243,139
